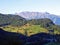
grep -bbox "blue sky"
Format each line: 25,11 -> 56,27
0,0 -> 60,16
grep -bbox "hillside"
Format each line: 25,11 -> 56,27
1,18 -> 60,36
0,28 -> 60,45
17,12 -> 60,25
0,14 -> 60,36
0,28 -> 26,45
0,13 -> 27,26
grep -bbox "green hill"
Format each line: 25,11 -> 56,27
0,13 -> 27,26
0,14 -> 60,36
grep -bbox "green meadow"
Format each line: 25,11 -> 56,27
1,23 -> 60,36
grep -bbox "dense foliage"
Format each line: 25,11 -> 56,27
0,13 -> 27,26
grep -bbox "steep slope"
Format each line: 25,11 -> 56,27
0,28 -> 26,45
17,12 -> 60,25
0,13 -> 27,26
0,28 -> 60,45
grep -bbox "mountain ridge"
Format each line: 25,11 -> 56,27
0,13 -> 27,26
16,12 -> 60,25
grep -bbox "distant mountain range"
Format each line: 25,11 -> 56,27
0,12 -> 60,25
16,12 -> 60,25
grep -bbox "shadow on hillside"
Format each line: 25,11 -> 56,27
0,28 -> 60,45
0,28 -> 27,45
27,33 -> 60,45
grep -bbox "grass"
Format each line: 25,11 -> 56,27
0,23 -> 60,36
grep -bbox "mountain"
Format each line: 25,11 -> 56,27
0,28 -> 27,45
17,12 -> 60,25
0,13 -> 27,26
0,28 -> 60,45
27,18 -> 55,29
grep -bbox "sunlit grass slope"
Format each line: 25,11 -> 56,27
0,23 -> 48,36
1,23 -> 60,36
